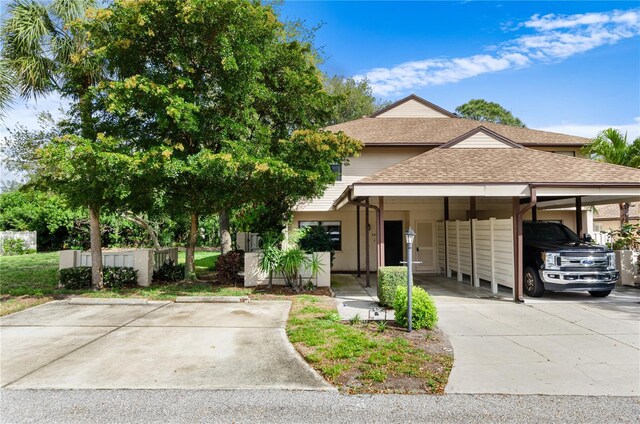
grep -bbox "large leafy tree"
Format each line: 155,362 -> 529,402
324,76 -> 391,125
0,0 -> 124,289
89,0 -> 361,276
582,128 -> 640,226
455,99 -> 526,127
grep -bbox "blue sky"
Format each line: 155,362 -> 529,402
1,1 -> 639,184
277,1 -> 640,136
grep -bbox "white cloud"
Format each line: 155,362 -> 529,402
538,117 -> 640,140
356,8 -> 640,97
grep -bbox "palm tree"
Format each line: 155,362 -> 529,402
582,128 -> 640,227
1,0 -> 106,289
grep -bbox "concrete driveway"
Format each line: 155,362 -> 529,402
0,300 -> 332,391
424,279 -> 640,396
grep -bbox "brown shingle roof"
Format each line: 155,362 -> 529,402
358,147 -> 640,185
327,117 -> 589,146
594,203 -> 639,220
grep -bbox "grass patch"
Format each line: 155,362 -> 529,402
177,251 -> 220,273
286,296 -> 453,394
0,251 -> 227,316
0,252 -> 60,297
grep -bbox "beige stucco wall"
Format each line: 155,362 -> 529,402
292,198 -> 591,273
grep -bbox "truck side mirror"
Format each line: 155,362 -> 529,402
583,234 -> 592,243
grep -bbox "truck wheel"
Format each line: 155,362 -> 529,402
524,267 -> 545,297
589,290 -> 611,298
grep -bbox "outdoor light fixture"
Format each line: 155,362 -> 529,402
405,227 -> 415,332
405,227 -> 415,245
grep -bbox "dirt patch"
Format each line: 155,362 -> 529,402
251,286 -> 332,298
0,296 -> 54,317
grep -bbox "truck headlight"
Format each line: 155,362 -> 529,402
542,252 -> 561,270
607,252 -> 616,270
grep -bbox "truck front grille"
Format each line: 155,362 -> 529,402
560,254 -> 608,269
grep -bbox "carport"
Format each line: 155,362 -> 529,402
334,128 -> 640,302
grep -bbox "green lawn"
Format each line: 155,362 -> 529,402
0,252 -> 60,297
287,295 -> 453,394
0,250 -> 225,315
177,251 -> 219,273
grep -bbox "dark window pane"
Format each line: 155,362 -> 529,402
330,163 -> 342,181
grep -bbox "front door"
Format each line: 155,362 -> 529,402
415,220 -> 436,272
384,221 -> 403,266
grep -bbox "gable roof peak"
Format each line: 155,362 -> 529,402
370,94 -> 457,118
439,126 -> 524,149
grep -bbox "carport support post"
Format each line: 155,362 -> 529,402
444,197 -> 449,274
356,205 -> 361,277
379,196 -> 385,268
365,198 -> 371,287
575,196 -> 583,237
512,197 -> 524,303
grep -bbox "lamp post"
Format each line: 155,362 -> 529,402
405,227 -> 415,333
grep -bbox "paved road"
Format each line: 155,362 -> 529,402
1,389 -> 638,423
0,300 -> 331,390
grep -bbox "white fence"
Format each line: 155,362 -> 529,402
591,232 -> 612,246
0,231 -> 37,254
440,218 -> 514,293
472,218 -> 515,291
437,222 -> 445,273
446,220 -> 472,281
60,248 -> 178,287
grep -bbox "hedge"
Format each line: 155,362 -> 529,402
377,266 -> 407,307
153,260 -> 185,282
59,266 -> 138,290
394,285 -> 438,330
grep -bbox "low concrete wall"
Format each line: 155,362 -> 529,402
244,251 -> 331,287
615,250 -> 639,287
0,231 -> 37,254
59,248 -> 178,287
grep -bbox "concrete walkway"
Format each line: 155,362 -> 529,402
415,276 -> 640,396
331,274 -> 395,321
0,300 -> 332,391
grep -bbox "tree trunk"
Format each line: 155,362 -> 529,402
220,210 -> 232,254
620,202 -> 630,228
123,212 -> 161,250
88,205 -> 103,290
268,270 -> 273,290
185,213 -> 198,279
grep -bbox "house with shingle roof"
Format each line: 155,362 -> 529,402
593,203 -> 639,233
271,94 -> 640,301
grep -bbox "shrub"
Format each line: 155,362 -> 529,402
103,267 -> 138,288
153,259 -> 185,282
2,238 -> 35,256
393,286 -> 438,330
59,267 -> 92,289
299,225 -> 335,267
216,250 -> 244,285
59,266 -> 138,289
377,266 -> 407,307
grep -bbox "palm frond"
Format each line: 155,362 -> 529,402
0,60 -> 17,118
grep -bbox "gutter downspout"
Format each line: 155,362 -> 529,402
513,187 -> 537,303
346,189 -> 380,288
